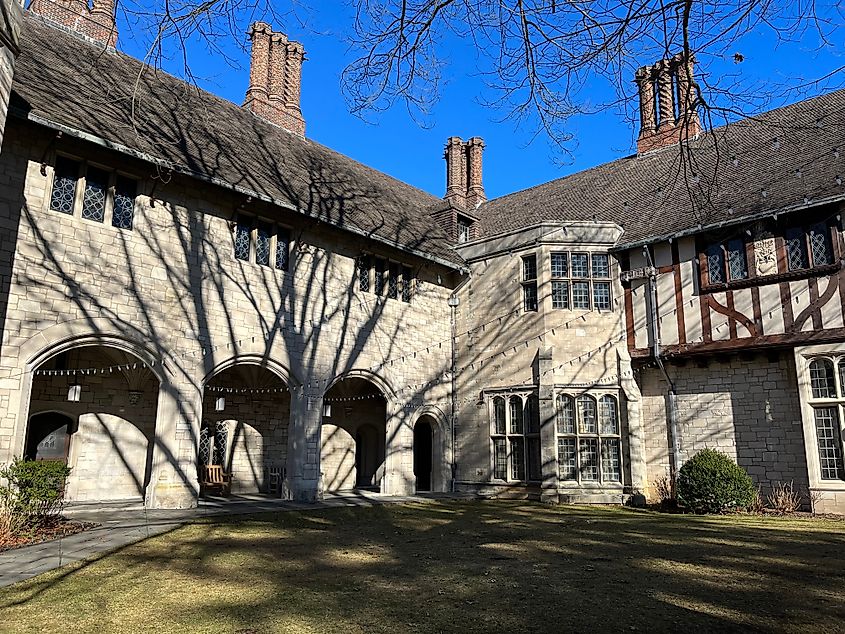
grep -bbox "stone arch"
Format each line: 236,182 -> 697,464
202,353 -> 302,389
322,367 -> 396,401
410,406 -> 451,493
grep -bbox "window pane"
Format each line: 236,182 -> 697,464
458,218 -> 471,243
726,239 -> 748,280
593,281 -> 611,310
275,228 -> 290,271
577,396 -> 597,433
374,258 -> 385,295
50,156 -> 78,214
551,253 -> 568,278
810,359 -> 836,398
601,439 -> 621,482
509,396 -> 523,434
357,255 -> 370,292
809,224 -> 833,266
493,438 -> 508,480
255,223 -> 271,266
402,266 -> 413,302
572,282 -> 590,309
528,438 -> 541,481
388,263 -> 399,299
814,407 -> 844,480
522,255 -> 537,281
552,281 -> 569,309
81,166 -> 108,223
558,438 -> 577,480
599,395 -> 619,435
510,438 -> 526,481
705,244 -> 725,284
556,395 -> 575,434
234,221 -> 251,261
112,176 -> 136,230
591,254 -> 610,278
785,228 -> 809,271
526,395 -> 539,433
493,397 -> 506,434
523,282 -> 538,312
571,253 -> 589,278
579,439 -> 598,481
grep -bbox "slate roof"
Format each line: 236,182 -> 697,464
477,88 -> 845,249
10,14 -> 464,267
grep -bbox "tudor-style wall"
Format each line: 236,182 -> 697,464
0,120 -> 457,506
453,222 -> 645,502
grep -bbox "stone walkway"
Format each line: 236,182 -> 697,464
0,491 -> 435,588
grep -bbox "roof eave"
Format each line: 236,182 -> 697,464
13,108 -> 467,273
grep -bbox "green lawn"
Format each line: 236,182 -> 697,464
1,501 -> 843,633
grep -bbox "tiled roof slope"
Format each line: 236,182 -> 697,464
10,15 -> 463,267
478,89 -> 845,249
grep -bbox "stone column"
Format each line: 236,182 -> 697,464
285,389 -> 321,501
145,376 -> 199,509
538,347 -> 559,503
381,398 -> 414,495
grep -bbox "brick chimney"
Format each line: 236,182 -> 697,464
444,136 -> 486,211
244,22 -> 305,136
635,52 -> 700,154
30,0 -> 117,46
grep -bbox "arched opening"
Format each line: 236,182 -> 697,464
414,418 -> 433,492
321,377 -> 387,493
26,345 -> 160,503
201,362 -> 290,496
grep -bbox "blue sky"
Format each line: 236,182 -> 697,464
118,3 -> 845,201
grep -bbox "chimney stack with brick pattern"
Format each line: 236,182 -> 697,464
635,52 -> 700,154
444,136 -> 486,211
244,22 -> 305,136
30,0 -> 117,47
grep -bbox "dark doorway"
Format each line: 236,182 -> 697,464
25,413 -> 74,462
414,420 -> 433,492
355,424 -> 381,489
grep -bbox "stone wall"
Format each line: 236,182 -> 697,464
639,351 -> 808,499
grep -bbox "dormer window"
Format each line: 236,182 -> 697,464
457,215 -> 473,243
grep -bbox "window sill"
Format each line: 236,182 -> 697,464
701,261 -> 842,293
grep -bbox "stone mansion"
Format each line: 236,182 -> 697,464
1,0 -> 844,513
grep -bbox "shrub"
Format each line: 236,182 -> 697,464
767,481 -> 802,515
652,475 -> 676,509
0,458 -> 71,533
676,449 -> 755,514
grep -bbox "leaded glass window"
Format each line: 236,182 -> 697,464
572,281 -> 590,309
81,167 -> 108,223
726,239 -> 748,280
552,281 -> 570,309
255,222 -> 271,267
275,228 -> 290,271
593,281 -> 612,310
571,253 -> 589,278
705,243 -> 725,284
50,157 -> 79,215
551,253 -> 568,278
374,258 -> 386,295
491,392 -> 541,482
522,254 -> 539,312
112,176 -> 136,230
523,281 -> 538,312
522,255 -> 537,281
785,228 -> 809,271
591,254 -> 610,278
810,359 -> 836,398
358,255 -> 371,292
809,224 -> 833,266
387,263 -> 399,300
557,392 -> 623,484
814,407 -> 844,480
234,221 -> 251,261
401,266 -> 413,302
458,217 -> 472,243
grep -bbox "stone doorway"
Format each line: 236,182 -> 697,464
414,419 -> 433,492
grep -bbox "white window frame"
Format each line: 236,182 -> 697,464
795,344 -> 845,492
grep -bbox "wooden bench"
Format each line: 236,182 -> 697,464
199,464 -> 231,496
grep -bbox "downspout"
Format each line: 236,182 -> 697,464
642,246 -> 682,485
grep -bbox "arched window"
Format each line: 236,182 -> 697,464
556,392 -> 623,484
809,358 -> 836,399
509,396 -> 524,434
489,392 -> 541,483
493,397 -> 506,435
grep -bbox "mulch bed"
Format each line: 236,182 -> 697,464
0,516 -> 99,552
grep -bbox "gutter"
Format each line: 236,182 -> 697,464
13,108 -> 468,275
643,245 -> 682,485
